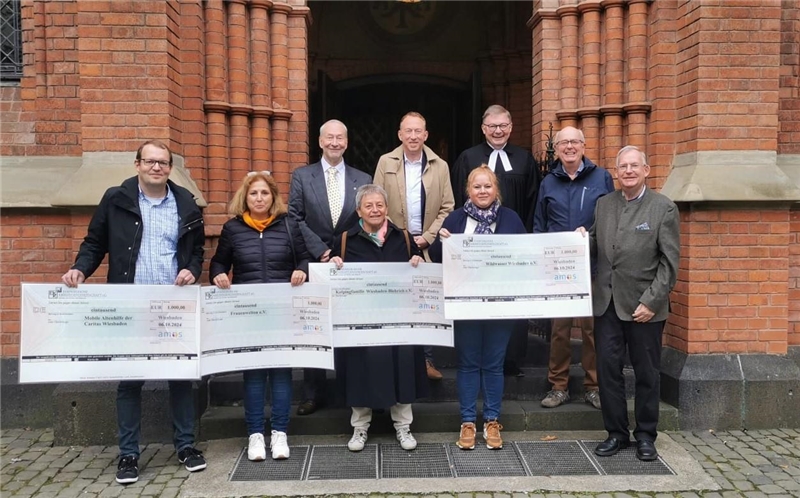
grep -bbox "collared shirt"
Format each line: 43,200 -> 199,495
403,153 -> 423,235
625,185 -> 647,202
321,157 -> 346,203
134,185 -> 179,284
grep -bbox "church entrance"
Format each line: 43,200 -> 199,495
307,1 -> 534,174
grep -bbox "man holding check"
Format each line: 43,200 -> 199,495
61,140 -> 206,484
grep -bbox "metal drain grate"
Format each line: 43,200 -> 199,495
515,441 -> 601,476
305,444 -> 379,480
229,446 -> 309,481
448,444 -> 527,477
380,443 -> 454,479
580,440 -> 675,476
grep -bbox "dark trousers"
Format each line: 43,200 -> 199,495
504,319 -> 528,365
595,301 -> 663,442
301,368 -> 327,403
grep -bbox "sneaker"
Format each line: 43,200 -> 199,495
270,430 -> 290,460
541,389 -> 570,408
247,433 -> 266,461
456,422 -> 476,450
177,447 -> 207,472
396,426 -> 417,451
348,427 -> 368,452
483,420 -> 503,450
426,360 -> 443,380
115,455 -> 139,484
584,389 -> 601,410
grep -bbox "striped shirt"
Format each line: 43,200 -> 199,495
134,186 -> 179,285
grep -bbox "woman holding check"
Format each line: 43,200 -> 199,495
429,165 -> 526,451
209,171 -> 311,462
329,184 -> 428,453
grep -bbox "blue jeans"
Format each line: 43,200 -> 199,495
455,320 -> 514,422
243,368 -> 292,435
117,380 -> 195,458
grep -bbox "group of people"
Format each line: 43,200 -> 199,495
60,104 -> 679,486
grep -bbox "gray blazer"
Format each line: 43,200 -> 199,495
288,161 -> 372,260
589,188 -> 680,322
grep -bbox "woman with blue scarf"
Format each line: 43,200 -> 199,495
429,164 -> 526,451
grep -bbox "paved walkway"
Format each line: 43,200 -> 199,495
1,427 -> 799,497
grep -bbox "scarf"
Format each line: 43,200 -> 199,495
463,199 -> 500,234
242,211 -> 275,232
359,218 -> 388,247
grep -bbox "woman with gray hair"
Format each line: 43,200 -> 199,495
329,184 -> 428,453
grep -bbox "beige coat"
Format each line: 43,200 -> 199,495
373,144 -> 455,246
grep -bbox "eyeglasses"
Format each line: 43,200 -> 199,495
483,123 -> 511,131
139,158 -> 171,168
246,170 -> 271,177
617,163 -> 644,171
555,139 -> 584,148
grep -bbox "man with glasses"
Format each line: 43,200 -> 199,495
451,105 -> 541,377
61,140 -> 206,484
533,126 -> 614,410
580,145 -> 679,461
289,119 -> 372,413
373,111 -> 455,381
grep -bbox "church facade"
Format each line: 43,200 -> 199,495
1,0 -> 799,429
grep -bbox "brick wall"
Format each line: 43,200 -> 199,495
670,207 -> 790,354
779,0 -> 800,153
790,207 -> 800,347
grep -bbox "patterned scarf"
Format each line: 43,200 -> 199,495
463,200 -> 500,234
359,218 -> 388,247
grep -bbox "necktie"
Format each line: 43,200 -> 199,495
327,168 -> 342,225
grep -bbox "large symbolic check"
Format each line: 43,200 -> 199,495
442,232 -> 592,320
308,262 -> 453,348
21,284 -> 201,383
200,283 -> 333,375
20,283 -> 334,383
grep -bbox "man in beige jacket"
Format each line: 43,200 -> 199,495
373,111 -> 455,380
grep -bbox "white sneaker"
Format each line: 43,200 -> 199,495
396,426 -> 417,451
247,433 -> 266,461
348,427 -> 368,452
270,430 -> 290,460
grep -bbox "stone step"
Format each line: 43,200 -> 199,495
209,364 -> 638,406
199,400 -> 679,440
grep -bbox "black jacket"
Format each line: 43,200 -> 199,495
209,214 -> 311,284
71,176 -> 205,283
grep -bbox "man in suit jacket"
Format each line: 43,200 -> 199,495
288,119 -> 372,415
585,145 -> 680,462
373,111 -> 455,380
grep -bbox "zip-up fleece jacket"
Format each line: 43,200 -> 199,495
71,176 -> 205,283
533,157 -> 615,234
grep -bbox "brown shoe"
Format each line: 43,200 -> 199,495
456,422 -> 476,450
426,360 -> 443,380
483,420 -> 503,450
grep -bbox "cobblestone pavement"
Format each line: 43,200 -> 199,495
1,428 -> 798,497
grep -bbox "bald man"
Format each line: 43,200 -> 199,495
533,126 -> 614,410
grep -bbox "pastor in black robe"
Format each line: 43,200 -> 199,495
451,142 -> 540,232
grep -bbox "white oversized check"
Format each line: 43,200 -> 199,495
442,232 -> 592,320
200,283 -> 333,375
20,283 -> 201,383
308,262 -> 453,348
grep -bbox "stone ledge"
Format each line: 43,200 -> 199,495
661,347 -> 800,430
661,151 -> 800,202
0,153 -> 207,208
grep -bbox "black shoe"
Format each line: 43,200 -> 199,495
297,399 -> 319,416
636,440 -> 658,461
178,447 -> 207,472
115,455 -> 139,484
594,437 -> 630,457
